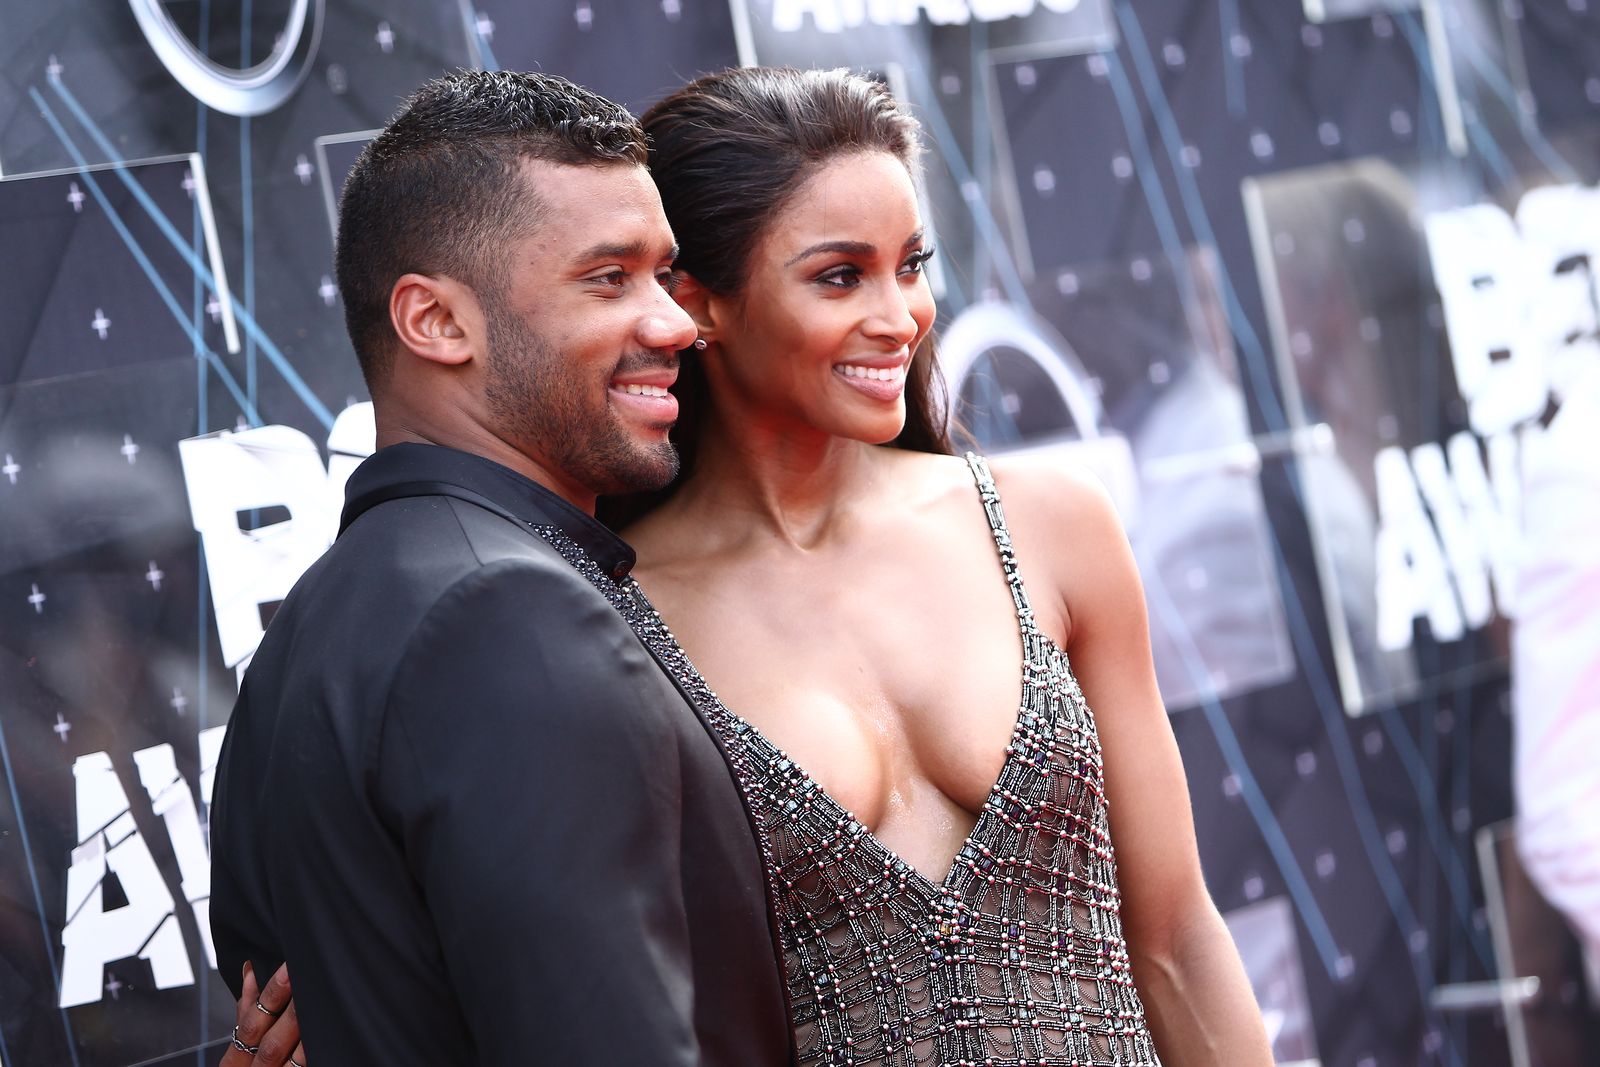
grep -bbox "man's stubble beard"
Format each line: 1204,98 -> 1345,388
481,299 -> 680,497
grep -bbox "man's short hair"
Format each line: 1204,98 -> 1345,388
335,71 -> 647,387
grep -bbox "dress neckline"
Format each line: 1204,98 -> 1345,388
619,452 -> 1070,895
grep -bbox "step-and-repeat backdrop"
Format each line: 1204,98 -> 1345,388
2,1 -> 1596,1064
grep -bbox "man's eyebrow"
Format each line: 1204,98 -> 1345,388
783,232 -> 926,268
572,239 -> 679,264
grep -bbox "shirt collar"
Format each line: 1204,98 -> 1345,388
339,442 -> 637,581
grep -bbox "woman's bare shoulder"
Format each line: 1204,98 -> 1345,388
982,452 -> 1124,543
980,452 -> 1142,643
880,447 -> 1126,558
879,446 -> 977,495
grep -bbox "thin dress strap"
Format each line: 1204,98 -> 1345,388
962,451 -> 1038,636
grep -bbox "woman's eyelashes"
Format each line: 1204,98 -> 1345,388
814,247 -> 935,290
900,246 -> 936,276
815,263 -> 864,289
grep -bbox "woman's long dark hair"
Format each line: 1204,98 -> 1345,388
599,67 -> 953,530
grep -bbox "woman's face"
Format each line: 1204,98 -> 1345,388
705,150 -> 937,445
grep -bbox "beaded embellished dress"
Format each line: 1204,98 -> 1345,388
555,454 -> 1160,1067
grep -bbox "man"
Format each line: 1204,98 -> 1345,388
209,71 -> 791,1065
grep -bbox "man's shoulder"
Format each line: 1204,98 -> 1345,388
242,490 -> 623,731
331,491 -> 573,581
270,490 -> 599,658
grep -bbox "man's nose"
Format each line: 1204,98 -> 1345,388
639,285 -> 697,352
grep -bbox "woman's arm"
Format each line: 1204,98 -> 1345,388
995,459 -> 1273,1065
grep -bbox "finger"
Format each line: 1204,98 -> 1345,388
220,965 -> 262,1066
288,1042 -> 307,1067
234,962 -> 260,1027
233,962 -> 290,1049
226,962 -> 268,1061
254,1000 -> 302,1067
218,1034 -> 255,1067
257,963 -> 292,1016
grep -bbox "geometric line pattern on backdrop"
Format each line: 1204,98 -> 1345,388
43,75 -> 336,431
0,681 -> 80,1065
27,90 -> 263,427
1110,2 -> 1495,996
1099,16 -> 1490,1014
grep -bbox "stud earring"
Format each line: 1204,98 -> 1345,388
692,338 -> 708,350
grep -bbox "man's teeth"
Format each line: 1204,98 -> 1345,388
618,383 -> 670,397
838,365 -> 904,381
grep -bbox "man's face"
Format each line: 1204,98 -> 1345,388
480,160 -> 695,500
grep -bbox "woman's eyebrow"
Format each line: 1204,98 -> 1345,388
785,239 -> 874,267
783,229 -> 927,267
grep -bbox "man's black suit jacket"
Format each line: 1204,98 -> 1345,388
210,443 -> 791,1065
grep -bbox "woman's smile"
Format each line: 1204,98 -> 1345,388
833,357 -> 909,401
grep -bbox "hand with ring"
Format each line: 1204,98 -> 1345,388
219,961 -> 305,1066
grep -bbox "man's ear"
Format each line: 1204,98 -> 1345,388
389,273 -> 479,367
670,272 -> 723,345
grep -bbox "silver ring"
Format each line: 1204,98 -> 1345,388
289,1060 -> 305,1067
254,1000 -> 282,1017
230,1025 -> 260,1055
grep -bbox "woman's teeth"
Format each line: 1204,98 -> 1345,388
838,365 -> 903,381
618,383 -> 670,397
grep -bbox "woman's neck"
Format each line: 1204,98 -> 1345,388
674,408 -> 886,552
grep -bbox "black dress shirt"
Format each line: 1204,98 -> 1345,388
209,442 -> 792,1066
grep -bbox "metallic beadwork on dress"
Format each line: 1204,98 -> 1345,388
535,452 -> 1160,1066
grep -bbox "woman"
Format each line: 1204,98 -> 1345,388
232,67 -> 1270,1066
